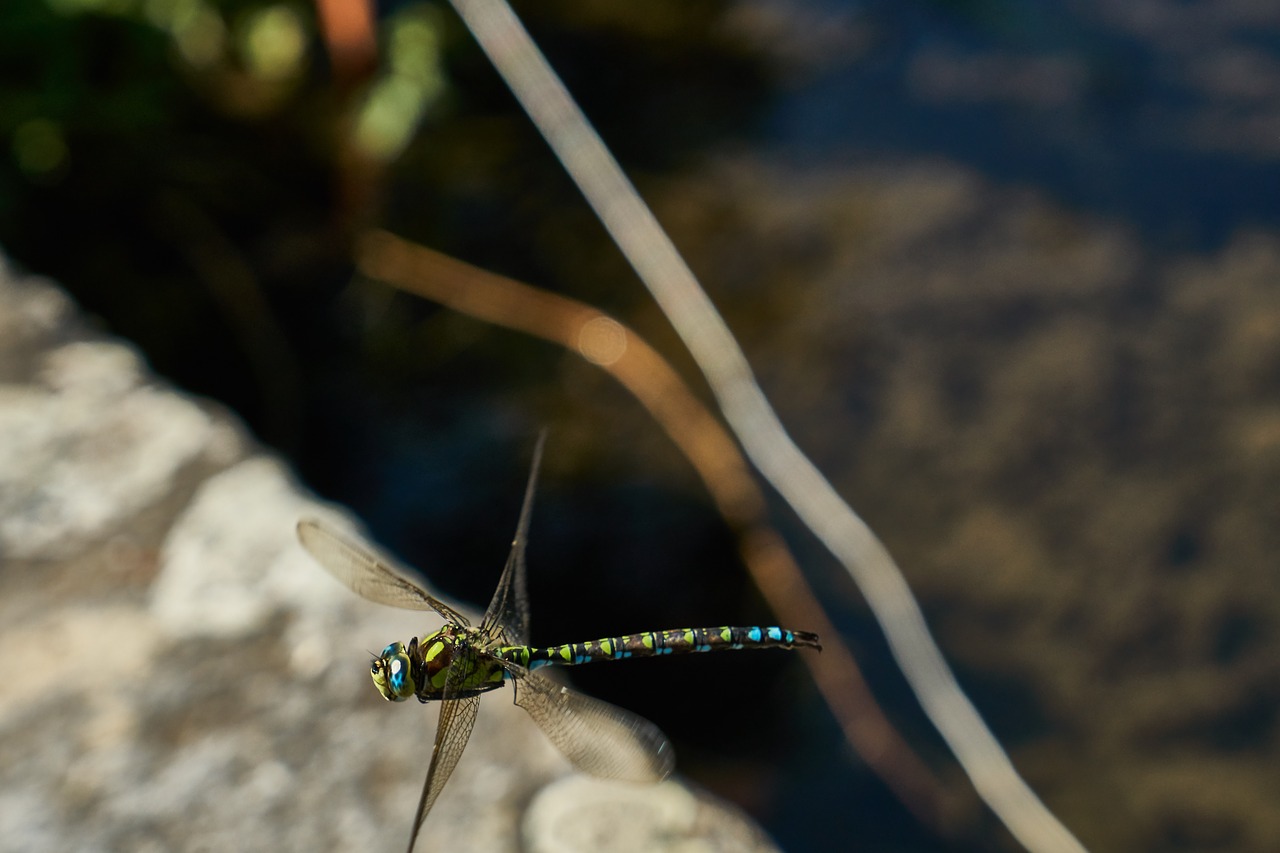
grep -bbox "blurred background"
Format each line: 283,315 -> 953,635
3,1 -> 1280,851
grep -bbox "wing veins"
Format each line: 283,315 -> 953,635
296,519 -> 469,626
405,650 -> 483,852
479,431 -> 546,644
514,671 -> 674,783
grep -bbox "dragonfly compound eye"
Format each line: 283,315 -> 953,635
386,652 -> 416,701
371,643 -> 415,701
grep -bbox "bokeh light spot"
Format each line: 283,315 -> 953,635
13,119 -> 68,177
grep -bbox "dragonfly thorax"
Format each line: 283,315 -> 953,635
375,626 -> 508,704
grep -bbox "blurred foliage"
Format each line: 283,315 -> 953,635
1,0 -> 338,444
0,0 -> 768,447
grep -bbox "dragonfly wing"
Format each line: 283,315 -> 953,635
296,519 -> 469,626
406,690 -> 481,853
479,432 -> 545,645
514,671 -> 674,783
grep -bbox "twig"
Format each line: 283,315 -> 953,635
442,2 -> 1090,851
357,229 -> 947,827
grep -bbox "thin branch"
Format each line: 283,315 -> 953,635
443,2 -> 1090,852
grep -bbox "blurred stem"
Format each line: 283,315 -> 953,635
154,191 -> 301,450
441,2 -> 1090,851
356,228 -> 948,829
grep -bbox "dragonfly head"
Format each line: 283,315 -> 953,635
371,641 -> 417,701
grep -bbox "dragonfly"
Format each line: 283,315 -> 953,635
296,436 -> 820,853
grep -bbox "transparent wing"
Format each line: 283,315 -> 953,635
514,670 -> 674,783
479,431 -> 546,645
296,519 -> 469,626
406,686 -> 481,853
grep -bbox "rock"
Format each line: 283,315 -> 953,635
0,251 -> 775,853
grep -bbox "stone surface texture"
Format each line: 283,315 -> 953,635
0,254 -> 775,853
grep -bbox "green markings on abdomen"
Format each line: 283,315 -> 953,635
499,625 -> 821,672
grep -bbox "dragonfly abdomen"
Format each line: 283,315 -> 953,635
502,626 -> 821,671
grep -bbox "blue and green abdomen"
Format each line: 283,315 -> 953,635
501,626 -> 821,671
